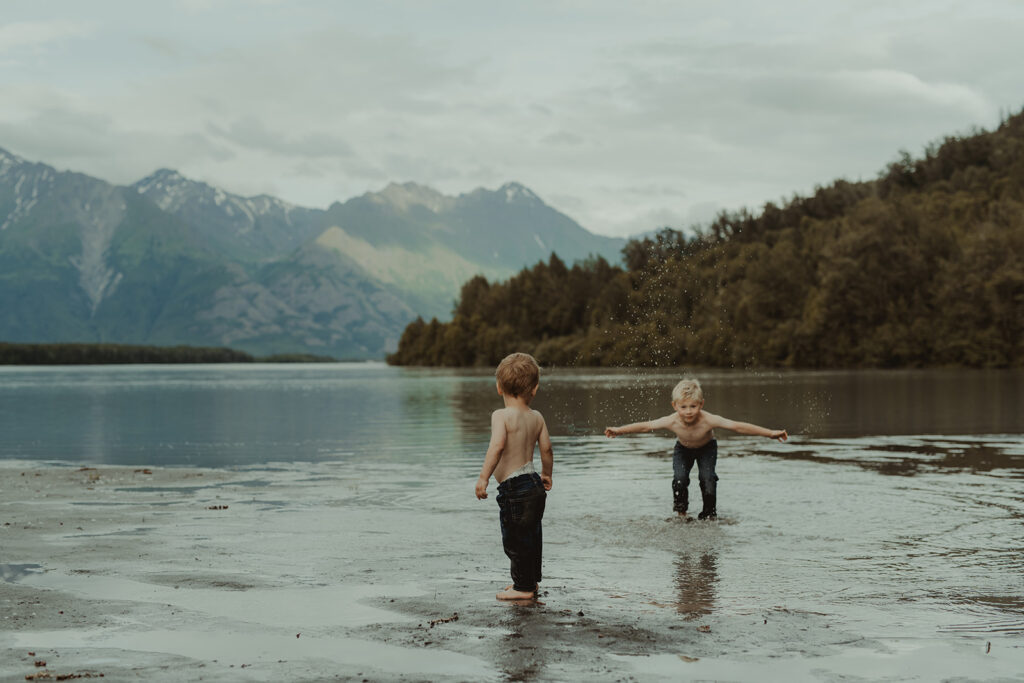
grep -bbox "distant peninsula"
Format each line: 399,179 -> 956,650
0,342 -> 337,365
388,110 -> 1024,369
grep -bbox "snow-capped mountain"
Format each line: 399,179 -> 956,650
0,148 -> 624,358
133,169 -> 322,260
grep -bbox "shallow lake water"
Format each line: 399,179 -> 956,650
0,363 -> 1019,465
1,364 -> 1022,680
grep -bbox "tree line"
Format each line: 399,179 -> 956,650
388,110 -> 1024,368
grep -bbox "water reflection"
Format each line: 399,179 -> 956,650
496,603 -> 550,682
672,551 -> 719,619
0,563 -> 43,583
451,372 -> 500,446
0,366 -> 1020,467
450,367 -> 1023,447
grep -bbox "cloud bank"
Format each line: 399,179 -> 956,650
1,1 -> 1021,236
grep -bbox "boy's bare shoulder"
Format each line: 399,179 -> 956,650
700,410 -> 726,426
658,413 -> 681,429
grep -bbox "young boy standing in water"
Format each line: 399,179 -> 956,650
476,352 -> 554,600
605,378 -> 787,520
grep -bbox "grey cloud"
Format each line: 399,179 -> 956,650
0,20 -> 94,54
0,106 -> 114,159
180,28 -> 477,118
0,104 -> 234,184
547,193 -> 586,212
245,151 -> 389,186
177,0 -> 288,13
684,201 -> 723,228
287,161 -> 327,179
618,206 -> 693,237
382,153 -> 463,183
614,184 -> 687,198
339,160 -> 389,183
142,36 -> 184,59
463,165 -> 503,185
3,1 -> 1022,240
207,117 -> 355,158
540,130 -> 585,146
874,13 -> 1024,87
555,33 -> 1001,196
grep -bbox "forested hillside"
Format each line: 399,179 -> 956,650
388,111 -> 1024,368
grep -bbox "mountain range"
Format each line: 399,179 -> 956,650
0,148 -> 624,359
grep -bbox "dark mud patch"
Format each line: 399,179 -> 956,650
143,573 -> 263,591
750,440 -> 1020,478
926,443 -> 1024,473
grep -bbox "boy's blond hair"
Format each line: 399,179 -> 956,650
496,352 -> 540,398
672,378 -> 703,403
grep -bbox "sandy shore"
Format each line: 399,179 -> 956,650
2,459 -> 1021,682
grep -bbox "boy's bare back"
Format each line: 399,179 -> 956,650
491,406 -> 547,482
476,354 -> 554,501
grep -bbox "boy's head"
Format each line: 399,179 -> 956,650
495,352 -> 540,400
671,378 -> 703,405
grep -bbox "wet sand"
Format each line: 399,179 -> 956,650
2,449 -> 1023,682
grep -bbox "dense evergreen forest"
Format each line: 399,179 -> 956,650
388,111 -> 1024,368
0,343 -> 337,365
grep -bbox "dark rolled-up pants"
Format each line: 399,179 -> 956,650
496,472 -> 546,592
672,439 -> 718,513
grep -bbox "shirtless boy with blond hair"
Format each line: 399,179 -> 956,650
476,352 -> 553,600
605,378 -> 786,520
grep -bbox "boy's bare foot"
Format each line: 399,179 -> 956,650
497,582 -> 539,600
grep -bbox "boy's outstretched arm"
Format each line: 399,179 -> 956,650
538,416 -> 553,491
605,415 -> 674,438
476,411 -> 507,499
706,412 -> 788,441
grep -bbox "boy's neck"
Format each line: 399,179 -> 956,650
502,395 -> 532,410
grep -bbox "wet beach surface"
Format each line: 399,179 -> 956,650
1,365 -> 1023,680
3,433 -> 1024,681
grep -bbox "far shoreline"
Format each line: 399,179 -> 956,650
0,341 -> 357,365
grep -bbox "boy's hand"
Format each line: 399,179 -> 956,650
770,429 -> 788,442
541,474 -> 553,491
475,477 -> 489,499
604,427 -> 619,438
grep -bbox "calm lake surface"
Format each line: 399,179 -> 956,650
0,363 -> 1020,466
2,364 -> 1023,678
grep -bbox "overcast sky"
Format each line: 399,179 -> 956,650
2,1 -> 1023,237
